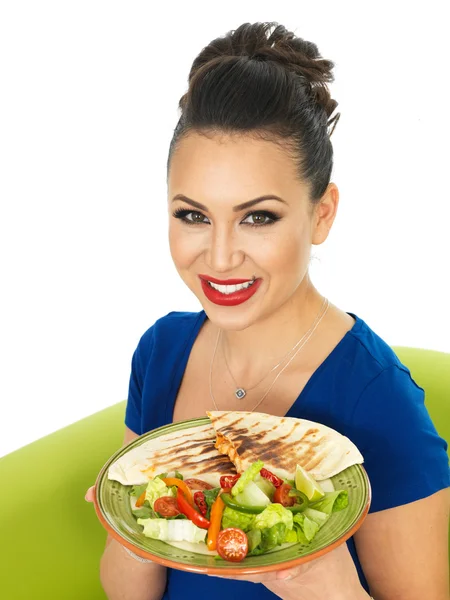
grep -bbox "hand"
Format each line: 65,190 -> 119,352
209,543 -> 369,600
85,486 -> 95,502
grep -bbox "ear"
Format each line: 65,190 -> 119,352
311,183 -> 339,245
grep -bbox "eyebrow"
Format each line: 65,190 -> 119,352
171,194 -> 287,212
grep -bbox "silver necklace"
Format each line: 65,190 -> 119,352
221,297 -> 328,399
209,298 -> 329,412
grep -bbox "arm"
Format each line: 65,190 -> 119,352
99,427 -> 167,600
354,489 -> 449,599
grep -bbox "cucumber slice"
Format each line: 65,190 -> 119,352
235,481 -> 271,507
254,474 -> 275,500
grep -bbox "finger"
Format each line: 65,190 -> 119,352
84,486 -> 95,502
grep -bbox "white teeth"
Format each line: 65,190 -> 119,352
208,280 -> 255,295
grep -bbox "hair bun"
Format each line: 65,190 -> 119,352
188,22 -> 337,121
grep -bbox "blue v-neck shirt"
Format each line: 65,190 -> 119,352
125,310 -> 449,598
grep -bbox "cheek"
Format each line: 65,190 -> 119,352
168,224 -> 203,270
255,227 -> 311,275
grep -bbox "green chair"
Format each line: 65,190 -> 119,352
0,348 -> 448,599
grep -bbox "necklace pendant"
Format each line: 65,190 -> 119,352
235,388 -> 246,400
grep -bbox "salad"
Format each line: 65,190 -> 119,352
128,460 -> 349,562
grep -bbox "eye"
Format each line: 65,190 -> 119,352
172,208 -> 210,225
241,211 -> 280,226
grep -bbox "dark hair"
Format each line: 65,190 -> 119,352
167,22 -> 340,203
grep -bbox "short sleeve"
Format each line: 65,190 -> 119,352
124,327 -> 155,436
349,365 -> 449,513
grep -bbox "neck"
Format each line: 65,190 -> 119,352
218,275 -> 326,382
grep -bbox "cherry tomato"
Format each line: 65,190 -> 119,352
273,483 -> 296,507
220,474 -> 241,489
194,491 -> 208,516
216,528 -> 248,562
184,478 -> 214,491
260,468 -> 283,488
154,496 -> 180,517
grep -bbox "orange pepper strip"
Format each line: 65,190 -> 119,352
135,491 -> 147,508
162,478 -> 194,507
207,494 -> 225,551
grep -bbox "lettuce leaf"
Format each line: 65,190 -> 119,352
253,504 -> 293,531
132,502 -> 157,520
293,512 -> 320,542
145,477 -> 175,509
310,490 -> 348,515
221,507 -> 255,532
203,487 -> 221,520
128,483 -> 148,498
231,461 -> 264,497
302,508 -> 330,528
137,518 -> 206,543
248,523 -> 287,556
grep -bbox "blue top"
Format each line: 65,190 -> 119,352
125,310 -> 449,598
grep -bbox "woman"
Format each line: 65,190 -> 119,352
87,22 -> 449,599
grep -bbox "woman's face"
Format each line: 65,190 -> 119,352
168,132 -> 337,331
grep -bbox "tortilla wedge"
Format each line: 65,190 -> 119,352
108,422 -> 236,487
207,410 -> 364,481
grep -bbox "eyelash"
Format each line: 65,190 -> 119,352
172,208 -> 281,227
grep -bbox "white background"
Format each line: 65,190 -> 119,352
1,1 -> 449,458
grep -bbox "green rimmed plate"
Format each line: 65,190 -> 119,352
94,417 -> 371,575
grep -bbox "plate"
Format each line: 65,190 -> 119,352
94,417 -> 371,575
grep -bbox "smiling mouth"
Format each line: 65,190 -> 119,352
206,279 -> 256,295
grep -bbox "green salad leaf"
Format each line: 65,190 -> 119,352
231,460 -> 264,497
203,487 -> 221,520
292,512 -> 320,542
253,503 -> 294,531
137,518 -> 206,543
145,477 -> 175,509
248,523 -> 287,555
310,490 -> 348,514
303,507 -> 330,528
128,483 -> 148,498
221,507 -> 255,532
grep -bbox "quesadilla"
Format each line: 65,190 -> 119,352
108,422 -> 236,487
207,411 -> 364,481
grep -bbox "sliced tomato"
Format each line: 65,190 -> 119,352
273,483 -> 296,507
260,468 -> 283,488
154,496 -> 180,517
216,528 -> 248,562
184,478 -> 214,491
220,474 -> 241,489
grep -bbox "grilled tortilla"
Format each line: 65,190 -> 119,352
108,422 -> 236,487
207,411 -> 364,481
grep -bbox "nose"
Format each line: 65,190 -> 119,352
205,224 -> 245,274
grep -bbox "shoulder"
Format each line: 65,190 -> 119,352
339,317 -> 449,512
134,310 -> 206,360
346,313 -> 411,373
339,313 -> 427,422
337,313 -> 420,398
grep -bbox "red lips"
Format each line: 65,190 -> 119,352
198,275 -> 261,307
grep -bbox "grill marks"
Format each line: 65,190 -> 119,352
211,414 -> 328,475
130,423 -> 236,478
